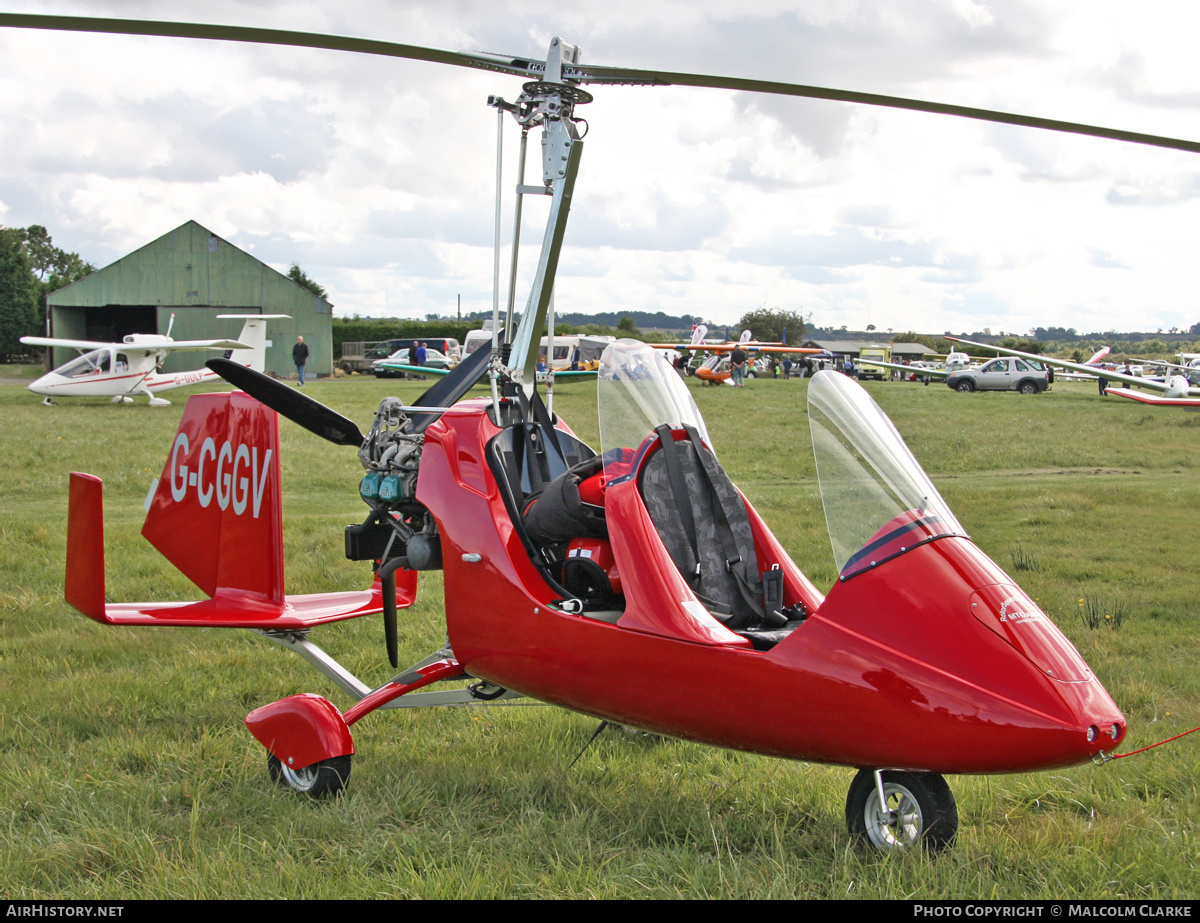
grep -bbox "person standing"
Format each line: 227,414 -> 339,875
414,342 -> 427,366
293,335 -> 309,386
730,344 -> 748,387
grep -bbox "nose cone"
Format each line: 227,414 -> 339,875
28,372 -> 57,396
801,537 -> 1126,773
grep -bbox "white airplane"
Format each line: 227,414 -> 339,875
856,350 -> 975,380
946,337 -> 1200,408
1130,354 -> 1200,386
21,314 -> 289,406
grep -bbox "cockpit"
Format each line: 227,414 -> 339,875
488,341 -> 968,652
53,348 -> 130,378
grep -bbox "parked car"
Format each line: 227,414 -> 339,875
945,357 -> 1050,393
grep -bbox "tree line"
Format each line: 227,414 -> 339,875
0,225 -> 94,360
330,307 -> 807,357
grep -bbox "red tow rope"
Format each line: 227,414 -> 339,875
1098,725 -> 1200,762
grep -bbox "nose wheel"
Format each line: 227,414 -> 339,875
268,754 -> 352,798
846,769 -> 958,853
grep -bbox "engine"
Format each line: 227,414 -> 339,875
345,398 -> 441,570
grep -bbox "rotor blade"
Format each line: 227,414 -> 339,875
406,338 -> 497,435
205,358 -> 364,447
572,65 -> 1200,155
6,13 -> 1195,154
0,13 -> 546,79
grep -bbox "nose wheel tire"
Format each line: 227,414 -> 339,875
846,769 -> 958,853
267,754 -> 352,798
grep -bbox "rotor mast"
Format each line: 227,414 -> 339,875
490,37 -> 591,396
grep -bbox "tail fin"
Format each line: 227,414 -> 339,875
65,473 -> 107,621
65,390 -> 414,628
218,314 -> 290,374
142,391 -> 284,603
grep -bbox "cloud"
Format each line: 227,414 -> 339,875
1086,246 -> 1127,269
732,227 -> 954,269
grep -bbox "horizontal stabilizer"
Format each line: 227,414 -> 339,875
64,391 -> 418,628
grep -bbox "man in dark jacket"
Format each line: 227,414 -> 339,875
730,345 -> 748,387
293,335 -> 309,386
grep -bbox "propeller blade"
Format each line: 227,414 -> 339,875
573,64 -> 1200,155
381,573 -> 399,669
205,358 -> 364,447
406,338 -> 497,434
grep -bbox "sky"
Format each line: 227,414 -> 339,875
2,0 -> 1199,336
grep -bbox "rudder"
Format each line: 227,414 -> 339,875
142,390 -> 284,604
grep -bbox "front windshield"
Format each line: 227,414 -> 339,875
598,339 -> 710,480
59,348 -> 112,378
808,370 -> 965,578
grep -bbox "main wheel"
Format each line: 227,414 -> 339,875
955,380 -> 975,392
267,754 -> 352,798
845,769 -> 958,853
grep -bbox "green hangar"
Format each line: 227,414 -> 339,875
43,220 -> 332,378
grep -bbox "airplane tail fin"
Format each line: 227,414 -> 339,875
65,390 -> 415,628
218,314 -> 290,373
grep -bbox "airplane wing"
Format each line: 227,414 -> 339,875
1097,389 -> 1200,408
858,359 -> 949,378
21,336 -> 249,352
538,369 -> 597,382
946,337 -> 1200,397
374,362 -> 452,377
21,336 -> 121,351
150,339 -> 250,351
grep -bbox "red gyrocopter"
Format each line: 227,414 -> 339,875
9,12 -> 1181,851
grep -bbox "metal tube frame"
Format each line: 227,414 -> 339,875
256,630 -> 529,709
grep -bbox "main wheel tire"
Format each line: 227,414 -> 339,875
267,754 -> 352,798
845,769 -> 958,853
1019,381 -> 1039,394
955,380 -> 975,393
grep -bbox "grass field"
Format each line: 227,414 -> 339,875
0,369 -> 1196,899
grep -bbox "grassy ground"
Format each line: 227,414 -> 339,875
0,370 -> 1196,898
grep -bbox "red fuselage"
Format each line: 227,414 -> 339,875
418,401 -> 1125,774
